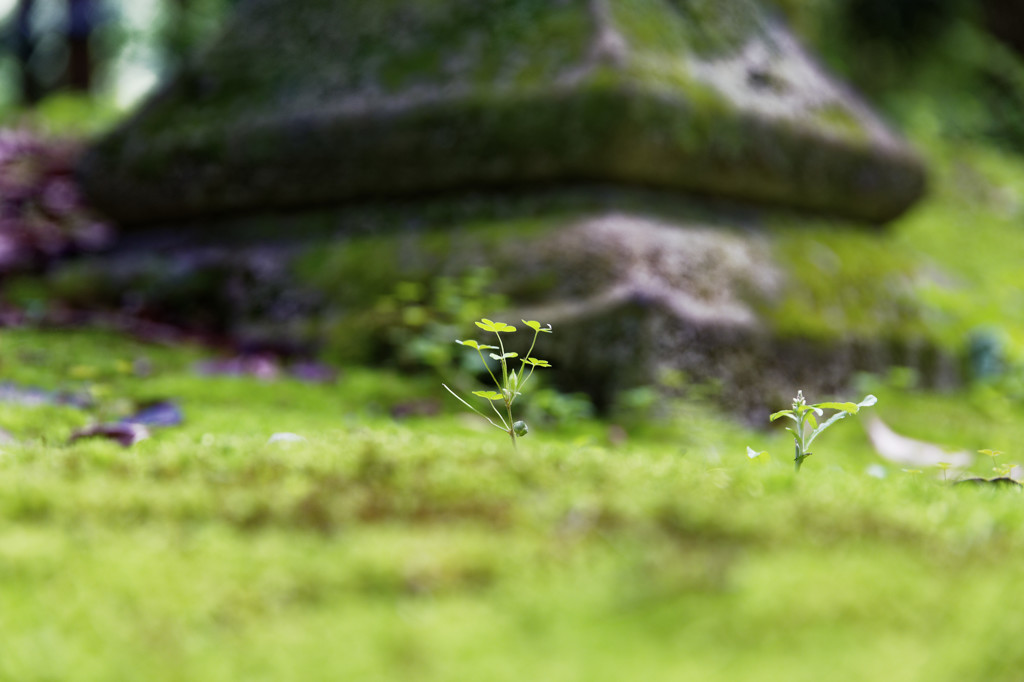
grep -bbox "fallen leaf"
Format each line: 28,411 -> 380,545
69,423 -> 150,447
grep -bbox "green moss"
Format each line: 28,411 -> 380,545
612,0 -> 762,58
82,0 -> 924,227
7,327 -> 1024,679
759,131 -> 1024,366
814,103 -> 871,141
763,224 -> 933,341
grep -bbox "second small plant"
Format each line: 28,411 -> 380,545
443,318 -> 552,449
768,390 -> 878,472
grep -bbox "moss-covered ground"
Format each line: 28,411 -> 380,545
3,324 -> 1024,681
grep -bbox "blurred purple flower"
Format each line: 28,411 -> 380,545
0,128 -> 114,272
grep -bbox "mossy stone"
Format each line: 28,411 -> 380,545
81,0 -> 925,226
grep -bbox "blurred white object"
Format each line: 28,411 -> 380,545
267,432 -> 306,445
865,464 -> 888,479
865,417 -> 972,469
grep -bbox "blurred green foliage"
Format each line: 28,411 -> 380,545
3,329 -> 1024,679
775,0 -> 1024,154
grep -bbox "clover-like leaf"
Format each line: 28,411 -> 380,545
456,339 -> 498,350
472,391 -> 504,401
476,319 -> 517,333
522,320 -> 553,333
489,352 -> 519,360
521,357 -> 551,367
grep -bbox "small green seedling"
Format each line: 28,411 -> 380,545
980,450 -> 1020,479
996,462 -> 1020,479
937,462 -> 952,482
443,318 -> 552,449
767,390 -> 878,472
979,449 -> 1005,477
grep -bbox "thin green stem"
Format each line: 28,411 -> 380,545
495,332 -> 510,393
794,411 -> 809,472
442,384 -> 506,432
523,328 -> 540,363
517,365 -> 537,393
476,347 -> 501,391
488,398 -> 509,430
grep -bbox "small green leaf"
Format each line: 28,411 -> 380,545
489,352 -> 519,360
472,391 -> 504,401
979,449 -> 1003,457
478,319 -> 516,333
457,340 -> 498,350
937,462 -> 952,470
523,320 -> 553,333
746,446 -> 771,464
521,357 -> 551,367
770,410 -> 794,422
806,412 -> 818,430
814,402 -> 860,413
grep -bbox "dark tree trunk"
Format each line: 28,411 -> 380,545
166,0 -> 190,65
983,0 -> 1024,57
14,0 -> 42,105
65,0 -> 94,92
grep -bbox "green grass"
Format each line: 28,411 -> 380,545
3,329 -> 1024,680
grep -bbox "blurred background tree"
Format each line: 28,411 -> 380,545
0,0 -> 234,119
774,0 -> 1024,154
